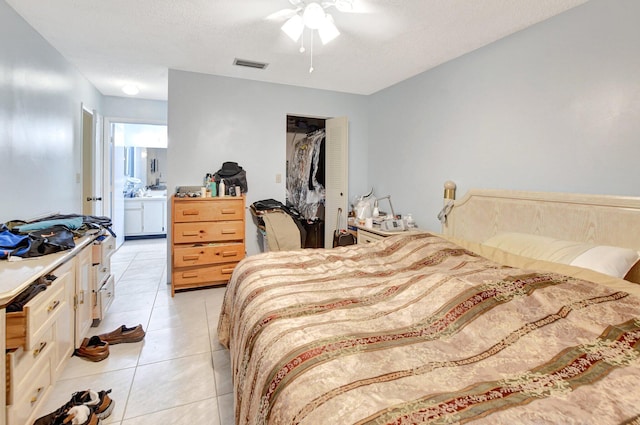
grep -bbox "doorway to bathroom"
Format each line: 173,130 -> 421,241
106,120 -> 167,247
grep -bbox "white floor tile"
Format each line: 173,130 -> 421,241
217,393 -> 235,425
212,349 -> 233,395
108,291 -> 157,314
121,398 -> 220,425
124,352 -> 216,419
137,322 -> 211,365
147,302 -> 208,332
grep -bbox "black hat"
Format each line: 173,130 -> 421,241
218,162 -> 242,176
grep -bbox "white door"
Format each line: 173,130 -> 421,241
324,116 -> 349,248
82,106 -> 103,216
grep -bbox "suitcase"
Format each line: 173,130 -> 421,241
333,208 -> 356,247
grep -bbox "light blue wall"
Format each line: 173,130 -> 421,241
368,0 -> 640,233
0,0 -> 103,222
167,70 -> 369,255
4,0 -> 639,244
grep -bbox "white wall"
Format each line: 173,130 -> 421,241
367,0 -> 640,233
0,0 -> 103,222
167,70 -> 369,256
103,96 -> 167,123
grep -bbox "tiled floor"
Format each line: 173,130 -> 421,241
34,238 -> 234,425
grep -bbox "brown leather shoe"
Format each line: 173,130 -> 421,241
98,324 -> 145,344
74,336 -> 109,362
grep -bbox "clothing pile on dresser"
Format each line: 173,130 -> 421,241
0,214 -> 114,259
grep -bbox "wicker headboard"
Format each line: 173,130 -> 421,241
441,182 -> 640,282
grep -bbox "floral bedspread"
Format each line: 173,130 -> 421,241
218,233 -> 640,425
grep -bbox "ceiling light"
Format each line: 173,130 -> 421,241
277,0 -> 352,73
302,2 -> 325,29
122,84 -> 139,96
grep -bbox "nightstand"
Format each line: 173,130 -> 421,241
352,222 -> 422,244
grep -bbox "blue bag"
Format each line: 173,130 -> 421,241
0,229 -> 31,259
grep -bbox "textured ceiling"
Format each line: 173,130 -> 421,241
6,0 -> 588,101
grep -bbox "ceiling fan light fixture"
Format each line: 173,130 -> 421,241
281,14 -> 304,41
302,2 -> 326,29
318,14 -> 339,44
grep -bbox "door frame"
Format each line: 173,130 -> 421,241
104,117 -> 167,248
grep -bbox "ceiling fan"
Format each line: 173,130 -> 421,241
268,0 -> 358,72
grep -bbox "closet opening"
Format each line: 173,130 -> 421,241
286,115 -> 326,248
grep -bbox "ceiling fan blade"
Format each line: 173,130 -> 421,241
266,8 -> 298,21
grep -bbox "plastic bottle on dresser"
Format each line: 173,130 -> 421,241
219,179 -> 226,197
209,178 -> 217,197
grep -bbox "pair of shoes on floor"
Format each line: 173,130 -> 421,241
74,325 -> 145,362
98,324 -> 146,345
33,389 -> 114,425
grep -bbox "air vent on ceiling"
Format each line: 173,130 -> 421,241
233,58 -> 269,70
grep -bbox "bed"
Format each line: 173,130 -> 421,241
218,184 -> 640,424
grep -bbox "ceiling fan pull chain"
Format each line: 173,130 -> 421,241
309,30 -> 315,73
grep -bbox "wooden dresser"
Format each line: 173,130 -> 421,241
171,196 -> 246,296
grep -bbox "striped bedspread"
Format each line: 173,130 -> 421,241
218,233 -> 640,425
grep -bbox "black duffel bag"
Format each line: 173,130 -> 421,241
214,162 -> 248,195
27,225 -> 76,257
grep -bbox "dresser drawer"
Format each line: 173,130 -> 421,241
173,198 -> 244,222
6,327 -> 54,404
173,243 -> 245,267
92,234 -> 115,265
174,221 -> 244,244
94,274 -> 115,321
173,263 -> 239,287
6,353 -> 52,425
357,229 -> 386,244
6,260 -> 72,351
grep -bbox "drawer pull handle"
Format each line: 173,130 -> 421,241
33,341 -> 47,358
221,229 -> 236,235
183,209 -> 200,216
182,272 -> 199,278
221,251 -> 237,257
30,386 -> 44,404
221,209 -> 236,214
183,255 -> 200,261
107,291 -> 113,297
221,268 -> 235,275
47,300 -> 61,313
101,267 -> 108,273
182,231 -> 199,236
